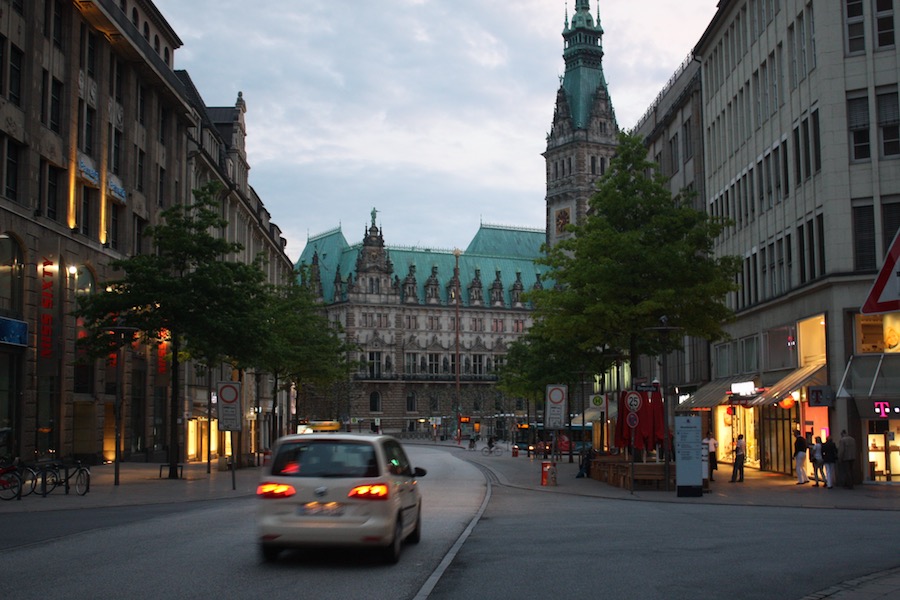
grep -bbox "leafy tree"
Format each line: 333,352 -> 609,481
531,132 -> 741,370
254,274 -> 355,433
75,182 -> 269,478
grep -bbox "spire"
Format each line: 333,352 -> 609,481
559,0 -> 607,130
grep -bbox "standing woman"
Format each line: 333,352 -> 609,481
811,436 -> 826,487
822,435 -> 838,489
730,434 -> 746,482
794,430 -> 810,484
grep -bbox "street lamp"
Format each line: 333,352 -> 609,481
646,315 -> 681,491
108,325 -> 138,486
453,248 -> 462,446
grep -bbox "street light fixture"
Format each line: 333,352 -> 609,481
453,248 -> 462,446
646,315 -> 681,491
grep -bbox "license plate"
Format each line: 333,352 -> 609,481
299,502 -> 344,516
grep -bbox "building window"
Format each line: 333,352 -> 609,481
138,85 -> 146,125
427,353 -> 440,375
8,44 -> 23,106
404,353 -> 418,374
46,163 -> 62,221
110,203 -> 121,250
669,133 -> 680,174
80,187 -> 96,237
86,32 -> 97,79
369,392 -> 381,413
472,354 -> 484,376
877,91 -> 900,156
848,95 -> 871,160
133,216 -> 146,255
875,0 -> 896,48
136,149 -> 145,192
3,137 -> 19,202
50,78 -> 62,133
682,119 -> 693,160
406,393 -> 416,413
882,200 -> 900,254
157,166 -> 166,207
846,0 -> 866,53
367,352 -> 382,379
84,106 -> 96,156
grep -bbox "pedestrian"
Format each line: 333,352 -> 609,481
730,434 -> 745,482
838,429 -> 857,489
822,435 -> 838,489
794,430 -> 809,484
703,430 -> 719,481
811,436 -> 826,487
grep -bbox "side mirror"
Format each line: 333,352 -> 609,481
414,466 -> 427,478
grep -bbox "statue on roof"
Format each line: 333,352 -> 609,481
371,207 -> 378,227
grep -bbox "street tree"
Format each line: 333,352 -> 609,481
254,275 -> 354,434
75,182 -> 269,479
531,132 -> 741,371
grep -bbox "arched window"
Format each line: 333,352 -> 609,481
154,35 -> 160,54
143,22 -> 149,40
131,8 -> 138,26
369,391 -> 381,413
0,234 -> 24,316
164,47 -> 170,66
119,1 -> 127,12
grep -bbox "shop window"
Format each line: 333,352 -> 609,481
854,313 -> 900,353
764,325 -> 798,370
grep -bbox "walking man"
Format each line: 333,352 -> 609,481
838,429 -> 857,489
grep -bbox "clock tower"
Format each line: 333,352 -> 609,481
544,0 -> 619,247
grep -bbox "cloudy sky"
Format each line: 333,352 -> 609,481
153,0 -> 719,263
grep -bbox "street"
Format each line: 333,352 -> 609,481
1,446 -> 898,600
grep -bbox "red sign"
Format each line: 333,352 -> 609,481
862,229 -> 900,314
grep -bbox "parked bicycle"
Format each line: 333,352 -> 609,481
481,445 -> 504,456
0,459 -> 23,500
34,461 -> 90,496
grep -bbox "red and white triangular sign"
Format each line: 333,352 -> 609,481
862,229 -> 900,314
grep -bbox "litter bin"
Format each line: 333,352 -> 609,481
541,460 -> 557,486
512,445 -> 519,458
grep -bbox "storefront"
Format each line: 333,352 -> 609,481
838,353 -> 900,483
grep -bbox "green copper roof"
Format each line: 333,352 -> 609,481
297,223 -> 549,306
561,0 -> 607,130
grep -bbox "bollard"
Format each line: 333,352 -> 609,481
541,460 -> 557,486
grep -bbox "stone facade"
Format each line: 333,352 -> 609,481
0,0 -> 293,464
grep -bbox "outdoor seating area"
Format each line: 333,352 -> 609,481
590,454 -> 676,490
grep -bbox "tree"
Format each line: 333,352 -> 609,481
75,182 -> 269,479
254,274 -> 355,434
531,132 -> 741,369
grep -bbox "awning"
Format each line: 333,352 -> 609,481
745,363 -> 827,407
677,375 -> 756,410
570,406 -> 605,424
837,353 -> 900,418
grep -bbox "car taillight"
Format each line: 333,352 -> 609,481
257,482 -> 296,498
348,484 -> 389,500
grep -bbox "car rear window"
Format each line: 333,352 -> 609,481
270,440 -> 379,478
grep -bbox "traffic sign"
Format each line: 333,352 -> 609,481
625,391 -> 642,413
217,381 -> 242,432
545,384 -> 568,429
626,412 -> 639,428
862,228 -> 900,314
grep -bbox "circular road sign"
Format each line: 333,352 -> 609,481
220,383 -> 239,404
548,386 -> 566,404
626,412 -> 639,428
625,392 -> 643,413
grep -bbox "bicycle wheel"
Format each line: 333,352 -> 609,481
20,467 -> 37,497
39,467 -> 59,494
74,468 -> 90,496
0,471 -> 22,500
493,447 -> 504,456
481,447 -> 490,455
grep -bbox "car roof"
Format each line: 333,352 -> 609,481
274,433 -> 396,445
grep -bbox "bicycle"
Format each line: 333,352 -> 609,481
481,445 -> 504,456
36,461 -> 90,496
0,460 -> 22,500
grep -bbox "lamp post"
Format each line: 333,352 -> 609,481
646,316 -> 681,491
108,325 -> 138,486
453,248 -> 462,445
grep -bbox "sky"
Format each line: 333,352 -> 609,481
153,0 -> 720,263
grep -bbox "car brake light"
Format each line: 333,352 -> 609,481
257,482 -> 296,498
348,484 -> 389,500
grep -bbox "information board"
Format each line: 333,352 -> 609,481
674,415 -> 703,497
